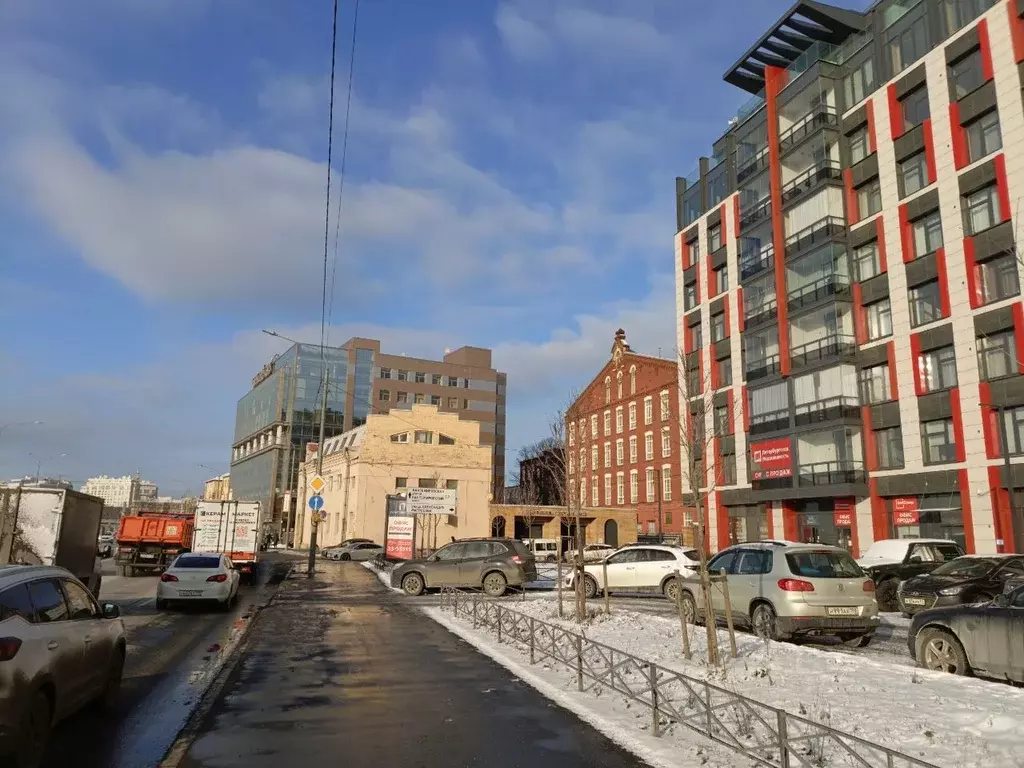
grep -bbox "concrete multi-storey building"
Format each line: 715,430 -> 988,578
203,473 -> 232,501
80,475 -> 156,509
566,330 -> 694,542
675,0 -> 1024,556
232,338 -> 506,538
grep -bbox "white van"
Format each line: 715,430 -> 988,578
522,538 -> 560,562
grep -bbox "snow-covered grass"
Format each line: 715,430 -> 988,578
359,559 -> 401,592
427,594 -> 1024,768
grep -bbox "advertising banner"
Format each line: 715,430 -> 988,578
893,496 -> 920,526
750,438 -> 793,480
385,514 -> 415,560
833,498 -> 854,528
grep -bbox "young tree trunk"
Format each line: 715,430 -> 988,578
695,518 -> 719,666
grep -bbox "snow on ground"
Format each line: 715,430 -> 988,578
359,560 -> 401,592
427,594 -> 1024,768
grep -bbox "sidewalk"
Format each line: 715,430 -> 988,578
178,562 -> 649,768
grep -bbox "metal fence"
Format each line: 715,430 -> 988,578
439,588 -> 938,768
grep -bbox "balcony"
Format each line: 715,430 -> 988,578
797,460 -> 865,487
749,409 -> 790,435
740,197 -> 772,229
794,396 -> 860,427
737,146 -> 769,184
740,245 -> 774,280
781,161 -> 843,207
745,353 -> 781,381
744,299 -> 778,328
790,334 -> 857,369
778,105 -> 839,153
787,273 -> 851,312
784,216 -> 846,258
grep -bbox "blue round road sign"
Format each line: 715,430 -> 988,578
308,494 -> 324,511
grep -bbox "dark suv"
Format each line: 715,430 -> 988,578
391,538 -> 537,597
857,539 -> 965,611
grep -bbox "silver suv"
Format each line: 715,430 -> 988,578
0,565 -> 126,767
678,542 -> 879,646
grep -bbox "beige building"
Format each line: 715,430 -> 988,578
296,405 -> 493,550
489,504 -> 639,551
203,473 -> 232,501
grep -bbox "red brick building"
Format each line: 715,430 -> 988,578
567,330 -> 691,539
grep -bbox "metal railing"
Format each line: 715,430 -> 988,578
786,273 -> 851,311
749,410 -> 790,435
740,245 -> 774,279
744,299 -> 778,328
784,216 -> 846,258
798,460 -> 866,486
439,589 -> 937,768
780,161 -> 842,206
740,196 -> 773,228
745,354 -> 781,381
778,105 -> 839,152
789,334 -> 857,369
737,146 -> 769,184
794,397 -> 860,426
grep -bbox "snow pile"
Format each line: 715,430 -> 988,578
430,594 -> 1024,768
359,560 -> 401,592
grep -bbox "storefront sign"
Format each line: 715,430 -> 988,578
750,438 -> 793,480
385,514 -> 416,560
893,496 -> 920,526
833,498 -> 854,528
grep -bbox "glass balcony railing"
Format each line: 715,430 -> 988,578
744,299 -> 778,328
745,353 -> 781,381
779,105 -> 839,151
781,161 -> 843,206
787,273 -> 851,311
784,216 -> 846,257
736,89 -> 766,124
797,460 -> 865,487
740,245 -> 774,279
737,146 -> 769,184
749,409 -> 790,435
794,397 -> 860,427
740,197 -> 772,228
789,334 -> 857,369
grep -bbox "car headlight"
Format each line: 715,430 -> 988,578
938,585 -> 965,596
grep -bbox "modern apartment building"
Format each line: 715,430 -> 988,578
674,0 -> 1024,556
231,338 -> 505,537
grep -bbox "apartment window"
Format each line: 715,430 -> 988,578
844,57 -> 875,106
628,402 -> 637,429
430,395 -> 441,406
645,468 -> 655,502
912,211 -> 943,258
898,151 -> 928,197
950,49 -> 985,99
629,366 -> 636,395
921,345 -> 958,392
396,391 -> 409,404
462,378 -> 470,389
922,418 -> 958,464
866,298 -> 892,340
439,434 -> 455,445
849,125 -> 870,164
591,445 -> 598,470
900,86 -> 929,131
712,266 -> 729,297
604,474 -> 612,506
660,467 -> 671,501
965,185 -> 1000,235
689,324 -> 703,351
462,399 -> 469,410
853,241 -> 881,282
616,439 -> 624,466
604,442 -> 611,468
1002,406 -> 1024,455
395,477 -> 407,488
714,404 -> 729,436
414,393 -> 425,404
978,331 -> 1018,380
684,282 -> 698,311
568,454 -> 575,475
909,280 -> 943,327
717,357 -> 733,387
591,414 -> 598,437
568,424 -> 575,447
579,448 -> 586,473
380,368 -> 392,379
448,397 -> 459,408
630,470 -> 639,504
414,430 -> 433,444
977,253 -> 1021,304
616,473 -> 625,505
966,111 -> 1002,163
859,364 -> 891,404
615,406 -> 623,433
944,0 -> 998,33
660,391 -> 670,421
709,224 -> 722,252
629,435 -> 637,463
397,370 -> 408,382
379,389 -> 391,402
603,410 -> 611,436
418,477 -> 437,488
644,396 -> 653,424
445,479 -> 458,490
579,478 -> 586,506
447,376 -> 458,387
391,432 -> 409,443
432,373 -> 442,385
604,377 -> 611,404
876,426 -> 905,469
857,179 -> 882,217
645,431 -> 654,460
710,312 -> 726,343
414,372 -> 425,383
592,475 -> 599,507
661,426 -> 672,457
687,366 -> 701,395
617,372 -> 623,399
890,18 -> 928,74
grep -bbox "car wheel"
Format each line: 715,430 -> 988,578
156,598 -> 167,610
663,578 -> 680,604
582,575 -> 599,600
875,578 -> 899,612
340,553 -> 351,561
917,627 -> 970,675
15,690 -> 51,768
483,571 -> 508,597
751,603 -> 780,642
546,555 -> 556,563
97,647 -> 125,710
842,633 -> 873,648
402,572 -> 425,597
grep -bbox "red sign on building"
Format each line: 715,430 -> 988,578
750,438 -> 793,480
833,498 -> 854,528
893,496 -> 920,526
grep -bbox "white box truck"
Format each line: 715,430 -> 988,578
192,500 -> 260,584
0,486 -> 105,596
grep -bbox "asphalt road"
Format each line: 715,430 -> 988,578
177,561 -> 649,768
40,551 -> 299,768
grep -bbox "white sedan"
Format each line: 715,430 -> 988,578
326,542 -> 383,561
564,545 -> 699,600
563,543 -> 616,563
156,552 -> 241,610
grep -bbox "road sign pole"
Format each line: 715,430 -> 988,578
308,367 -> 329,578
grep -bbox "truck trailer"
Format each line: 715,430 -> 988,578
192,500 -> 260,584
115,513 -> 195,576
0,486 -> 105,596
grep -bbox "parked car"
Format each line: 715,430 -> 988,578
326,542 -> 383,561
522,538 -> 560,562
0,565 -> 126,768
391,538 -> 537,597
96,536 -> 114,559
857,538 -> 965,611
156,552 -> 240,611
563,545 -> 699,599
897,554 -> 1024,615
677,542 -> 879,646
908,584 -> 1024,681
563,543 -> 616,563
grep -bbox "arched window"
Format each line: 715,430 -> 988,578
604,377 -> 611,404
629,365 -> 637,395
616,371 -> 623,399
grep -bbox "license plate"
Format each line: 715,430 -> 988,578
903,597 -> 926,606
138,554 -> 157,559
826,607 -> 858,617
178,590 -> 203,597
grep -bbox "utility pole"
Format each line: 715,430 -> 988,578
307,366 -> 329,578
341,446 -> 351,542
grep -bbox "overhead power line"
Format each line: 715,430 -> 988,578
320,0 -> 341,359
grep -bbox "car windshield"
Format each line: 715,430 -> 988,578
175,556 -> 221,569
786,550 -> 863,578
930,558 -> 998,578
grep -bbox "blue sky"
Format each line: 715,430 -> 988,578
0,0 -> 866,495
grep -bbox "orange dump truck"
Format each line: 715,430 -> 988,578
115,513 -> 194,576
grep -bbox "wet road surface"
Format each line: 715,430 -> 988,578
178,561 -> 649,768
41,552 -> 298,768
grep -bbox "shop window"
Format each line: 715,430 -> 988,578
898,151 -> 928,197
876,426 -> 905,468
950,48 -> 985,99
920,345 -> 958,392
977,331 -> 1018,380
853,241 -> 880,282
866,298 -> 892,340
977,253 -> 1020,305
963,184 -> 1000,235
921,418 -> 957,464
849,125 -> 870,164
965,111 -> 1002,164
908,280 -> 943,327
912,211 -> 943,258
858,364 -> 891,404
857,178 -> 882,217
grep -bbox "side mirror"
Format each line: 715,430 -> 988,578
102,603 -> 120,619
994,594 -> 1010,608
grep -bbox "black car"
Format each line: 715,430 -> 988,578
908,584 -> 1024,682
898,555 -> 1024,615
856,539 -> 965,611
